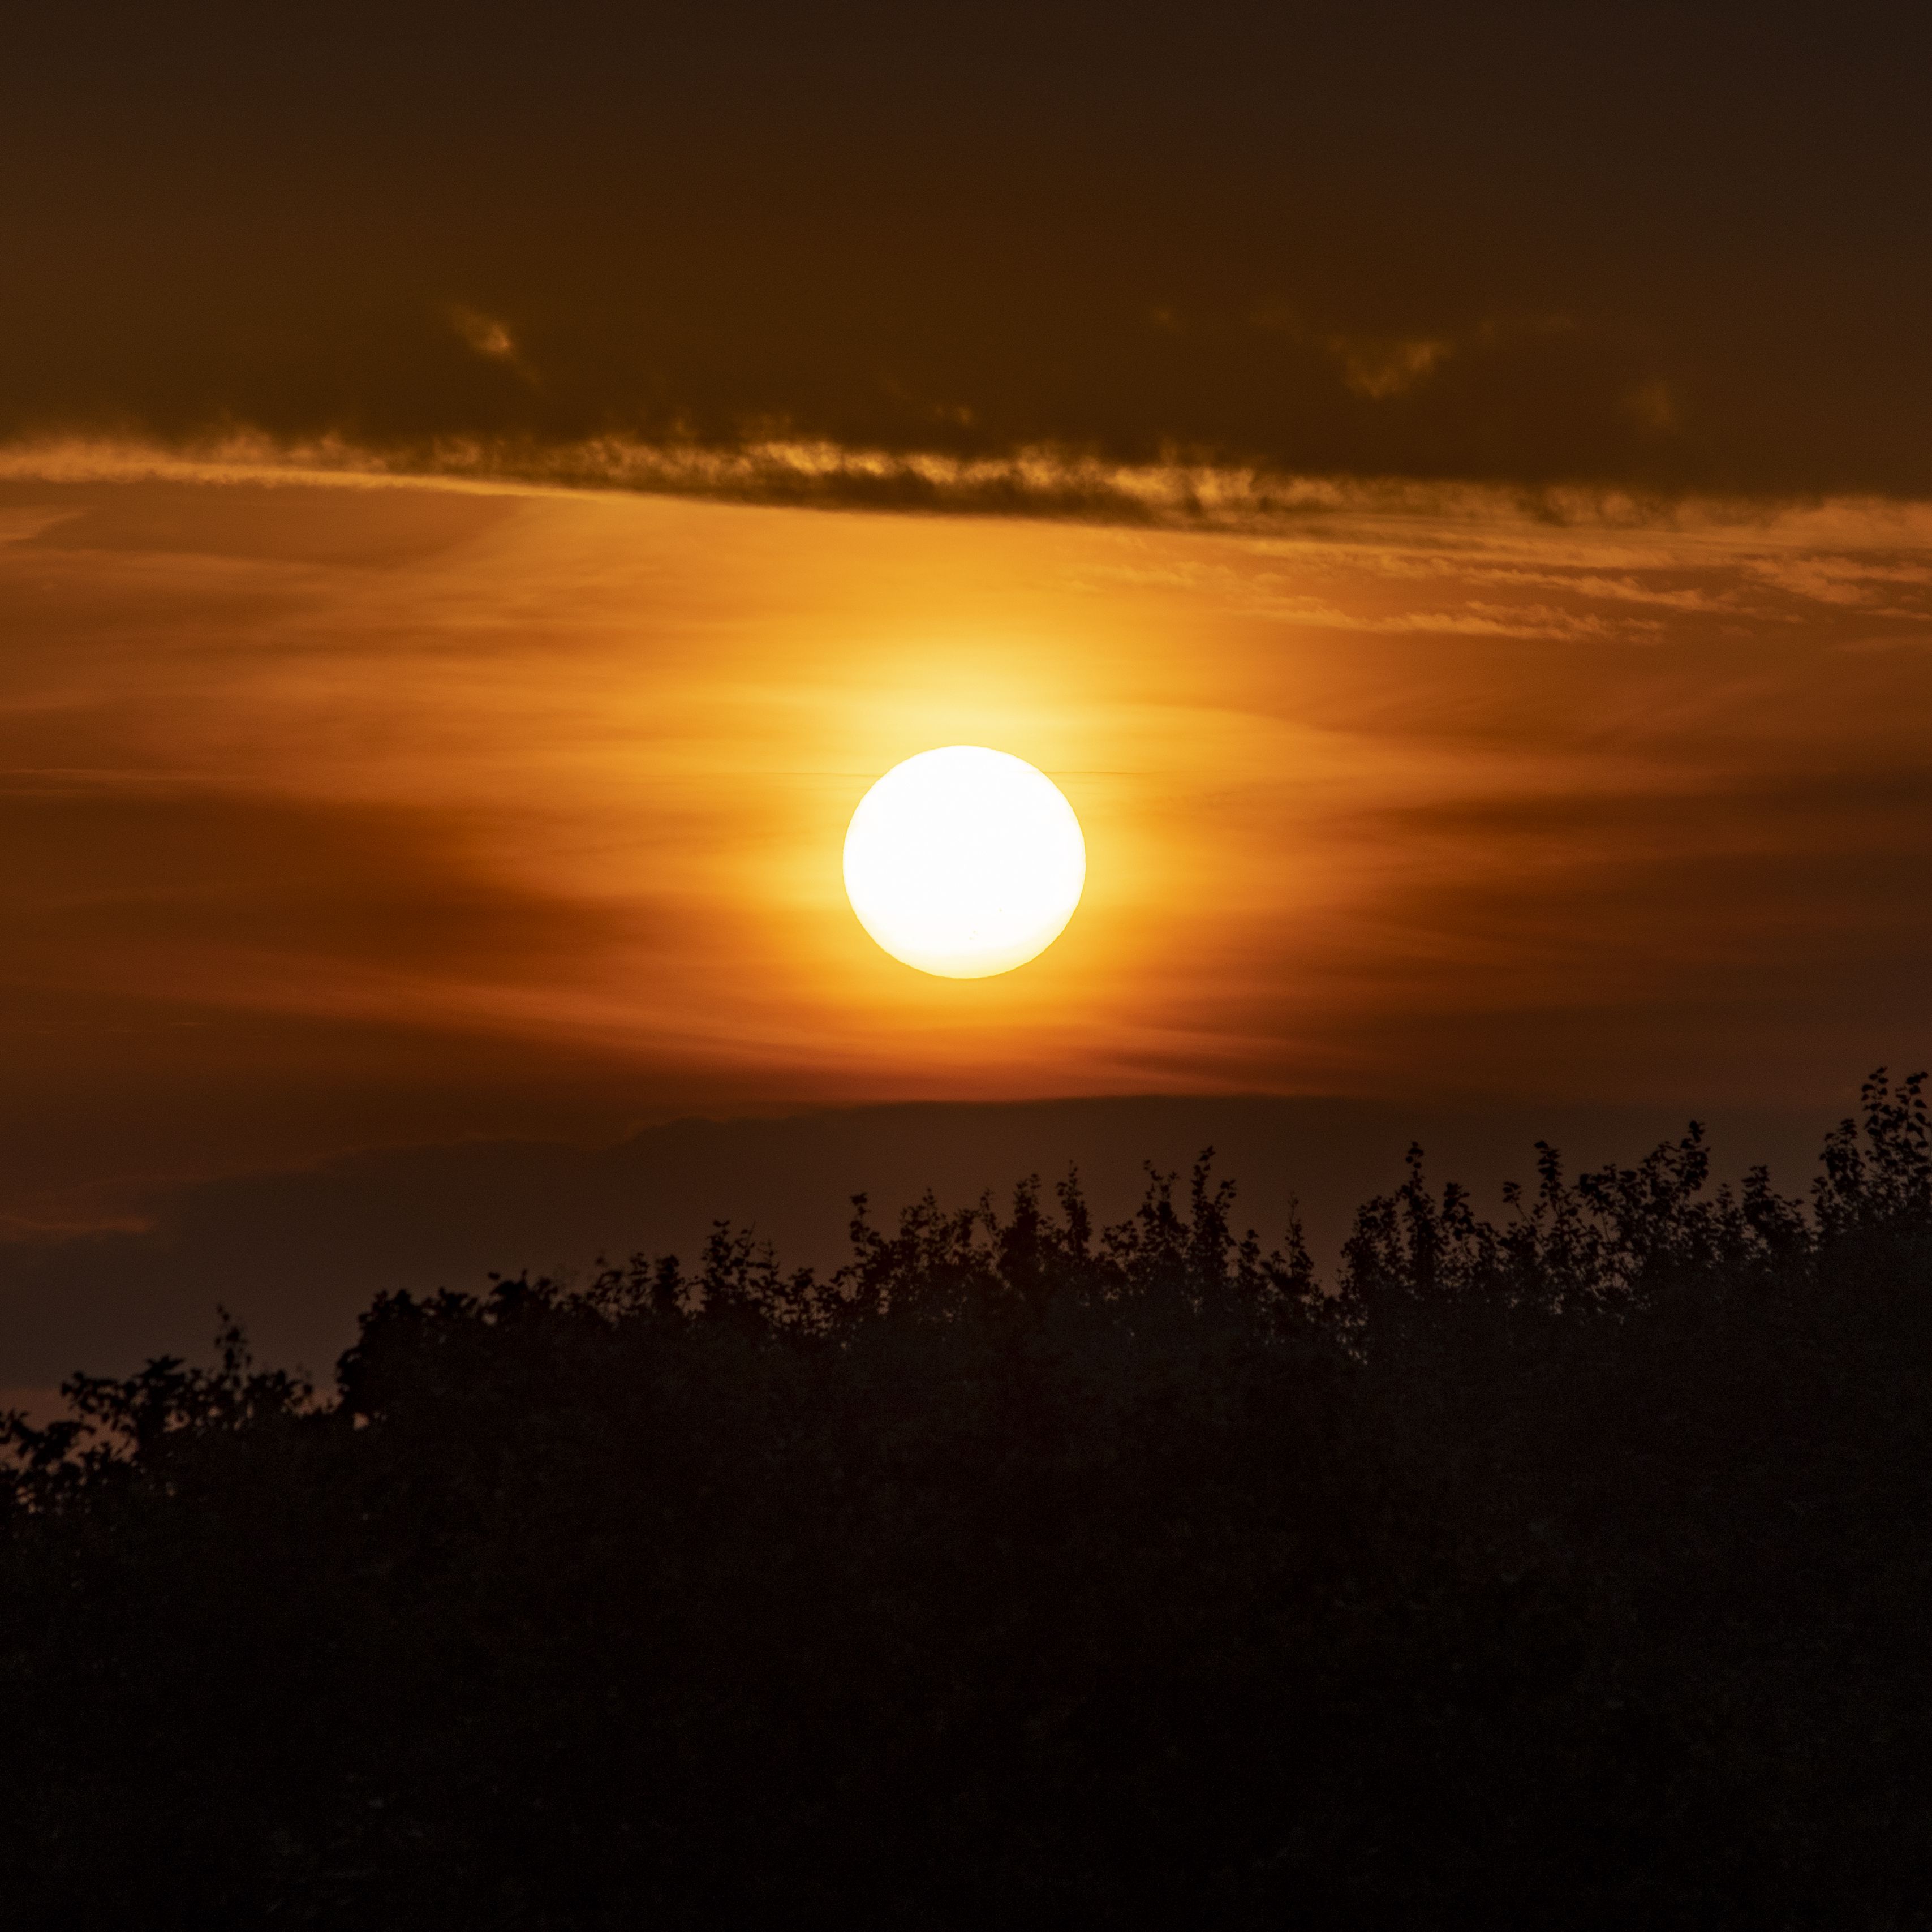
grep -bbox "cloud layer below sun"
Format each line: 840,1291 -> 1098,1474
3,447 -> 1931,1224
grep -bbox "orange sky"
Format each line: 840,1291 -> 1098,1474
4,453 -> 1931,1225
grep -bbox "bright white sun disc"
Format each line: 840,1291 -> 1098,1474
843,747 -> 1086,978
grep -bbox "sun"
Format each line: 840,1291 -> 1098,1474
844,747 -> 1086,978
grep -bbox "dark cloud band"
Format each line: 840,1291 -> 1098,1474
6,0 -> 1931,498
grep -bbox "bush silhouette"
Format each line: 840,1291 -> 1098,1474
3,1072 -> 1931,1927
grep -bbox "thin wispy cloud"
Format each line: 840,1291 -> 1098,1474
1,450 -> 1928,1230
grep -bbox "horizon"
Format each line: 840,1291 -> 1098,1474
0,1081 -> 1878,1402
6,447 -> 1931,1391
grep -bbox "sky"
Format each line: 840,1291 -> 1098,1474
3,455 -> 1929,1221
3,1 -> 1930,1383
6,0 -> 1932,497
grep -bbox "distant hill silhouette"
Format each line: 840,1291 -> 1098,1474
2,1072 -> 1927,1927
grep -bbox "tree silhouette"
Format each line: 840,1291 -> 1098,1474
1,1072 -> 1929,1928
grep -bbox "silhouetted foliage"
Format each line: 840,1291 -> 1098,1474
3,1075 -> 1931,1927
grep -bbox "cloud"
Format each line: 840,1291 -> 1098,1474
15,432 -> 1932,597
1333,336 -> 1453,401
5,1 -> 1932,499
451,307 -> 518,363
0,448 -> 1927,1226
0,428 -> 1629,527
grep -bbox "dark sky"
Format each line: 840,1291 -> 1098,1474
8,0 -> 1932,494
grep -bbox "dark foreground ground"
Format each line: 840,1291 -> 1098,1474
3,1073 -> 1930,1928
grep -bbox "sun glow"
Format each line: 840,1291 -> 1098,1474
843,747 -> 1087,979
